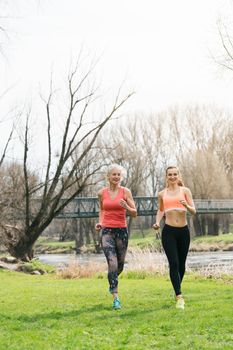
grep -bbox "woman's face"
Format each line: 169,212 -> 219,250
108,168 -> 122,185
166,167 -> 179,184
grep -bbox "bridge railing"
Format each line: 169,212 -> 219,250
194,199 -> 233,213
56,197 -> 233,218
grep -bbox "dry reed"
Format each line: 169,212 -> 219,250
56,258 -> 106,279
56,248 -> 233,281
125,247 -> 167,275
193,262 -> 233,279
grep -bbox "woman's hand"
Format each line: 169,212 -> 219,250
95,223 -> 102,231
153,223 -> 160,230
119,199 -> 128,209
119,191 -> 137,217
180,199 -> 188,208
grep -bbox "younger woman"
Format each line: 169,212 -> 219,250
153,166 -> 196,309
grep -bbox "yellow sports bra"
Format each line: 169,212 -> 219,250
163,188 -> 187,213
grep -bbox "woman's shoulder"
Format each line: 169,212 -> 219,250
98,187 -> 107,196
121,186 -> 131,194
181,186 -> 192,195
181,186 -> 190,192
158,188 -> 166,197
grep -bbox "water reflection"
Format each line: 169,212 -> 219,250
39,251 -> 233,269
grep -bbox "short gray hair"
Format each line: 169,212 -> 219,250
106,163 -> 126,181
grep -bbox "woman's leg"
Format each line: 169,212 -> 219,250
101,229 -> 118,294
162,225 -> 181,296
177,226 -> 190,283
115,228 -> 128,276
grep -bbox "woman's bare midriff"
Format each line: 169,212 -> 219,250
165,211 -> 187,227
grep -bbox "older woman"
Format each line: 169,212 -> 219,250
153,166 -> 196,309
95,164 -> 137,310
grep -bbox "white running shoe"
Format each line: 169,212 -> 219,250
175,297 -> 185,309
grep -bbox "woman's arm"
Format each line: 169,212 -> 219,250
180,187 -> 196,215
153,192 -> 165,230
119,188 -> 137,217
95,190 -> 103,230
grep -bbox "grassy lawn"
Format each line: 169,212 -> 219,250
35,237 -> 75,253
0,270 -> 232,350
192,233 -> 233,244
129,229 -> 161,250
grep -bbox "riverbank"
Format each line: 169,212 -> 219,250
1,233 -> 233,257
32,232 -> 233,255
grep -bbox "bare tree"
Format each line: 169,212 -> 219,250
96,117 -> 147,234
211,116 -> 233,186
166,105 -> 232,236
0,61 -> 133,261
211,15 -> 233,184
63,144 -> 105,253
142,112 -> 173,196
213,18 -> 233,72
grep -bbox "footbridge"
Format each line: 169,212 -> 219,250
56,198 -> 233,219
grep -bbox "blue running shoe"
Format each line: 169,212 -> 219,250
113,297 -> 121,310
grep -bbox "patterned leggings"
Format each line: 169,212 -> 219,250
101,227 -> 128,293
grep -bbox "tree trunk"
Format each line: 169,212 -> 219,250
207,215 -> 214,235
1,225 -> 36,261
200,216 -> 206,235
90,223 -> 102,254
212,214 -> 219,236
127,216 -> 133,237
8,240 -> 35,261
84,219 -> 91,245
74,219 -> 83,253
192,214 -> 203,236
222,215 -> 230,234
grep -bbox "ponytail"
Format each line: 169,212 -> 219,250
177,179 -> 184,186
166,166 -> 184,187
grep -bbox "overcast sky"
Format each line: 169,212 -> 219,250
1,0 -> 233,119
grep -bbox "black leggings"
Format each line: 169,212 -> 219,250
162,224 -> 190,296
101,227 -> 128,294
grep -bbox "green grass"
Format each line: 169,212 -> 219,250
129,234 -> 162,250
35,237 -> 75,252
192,233 -> 233,244
19,260 -> 55,273
0,270 -> 232,350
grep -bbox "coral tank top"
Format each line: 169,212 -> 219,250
101,187 -> 127,228
163,188 -> 187,213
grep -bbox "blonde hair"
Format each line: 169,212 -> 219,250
166,166 -> 184,187
106,163 -> 126,182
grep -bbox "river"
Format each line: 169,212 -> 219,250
39,251 -> 233,271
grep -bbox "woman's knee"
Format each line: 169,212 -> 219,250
169,260 -> 179,271
179,264 -> 185,274
108,259 -> 118,272
117,263 -> 124,275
